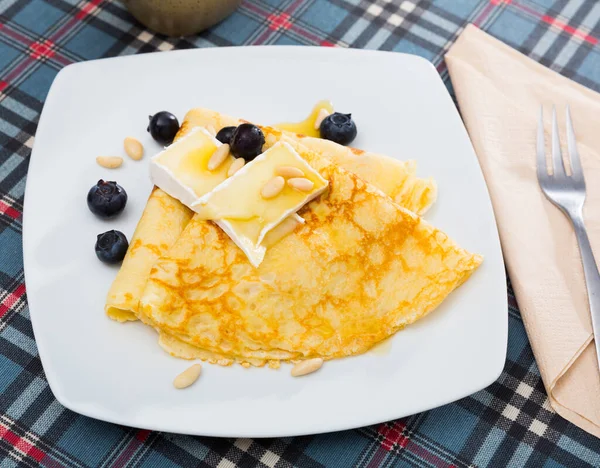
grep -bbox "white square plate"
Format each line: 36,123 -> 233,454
24,47 -> 507,437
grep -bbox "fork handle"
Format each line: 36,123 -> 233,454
571,213 -> 600,361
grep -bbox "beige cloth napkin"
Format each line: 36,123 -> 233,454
446,24 -> 600,438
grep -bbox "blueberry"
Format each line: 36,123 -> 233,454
95,230 -> 128,264
147,111 -> 179,145
87,180 -> 127,219
216,126 -> 236,145
229,124 -> 265,161
319,113 -> 357,146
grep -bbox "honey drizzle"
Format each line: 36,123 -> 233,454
274,100 -> 334,138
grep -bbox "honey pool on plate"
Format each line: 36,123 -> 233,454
275,100 -> 334,137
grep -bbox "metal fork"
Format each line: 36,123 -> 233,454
537,105 -> 600,365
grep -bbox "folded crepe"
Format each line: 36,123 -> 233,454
138,134 -> 481,366
105,108 -> 438,323
104,108 -> 480,367
105,188 -> 192,322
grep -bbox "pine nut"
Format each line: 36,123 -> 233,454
261,176 -> 285,199
96,156 -> 123,169
287,177 -> 314,192
208,144 -> 230,171
227,157 -> 245,177
173,363 -> 202,389
123,137 -> 144,160
314,108 -> 330,130
276,166 -> 305,178
262,216 -> 301,247
291,358 -> 323,377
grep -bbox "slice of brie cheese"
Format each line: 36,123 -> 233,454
150,127 -> 235,207
191,142 -> 328,266
213,214 -> 305,267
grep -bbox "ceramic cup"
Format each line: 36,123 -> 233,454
122,0 -> 242,37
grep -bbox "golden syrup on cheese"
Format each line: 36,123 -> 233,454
193,142 -> 327,244
152,128 -> 234,202
274,100 -> 334,138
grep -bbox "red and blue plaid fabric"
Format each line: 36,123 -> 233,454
2,0 -> 600,466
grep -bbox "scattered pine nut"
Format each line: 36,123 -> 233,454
96,156 -> 123,169
227,158 -> 245,177
291,358 -> 323,377
287,177 -> 314,192
276,166 -> 305,178
208,144 -> 230,171
123,137 -> 144,160
173,364 -> 202,389
262,216 -> 301,247
314,108 -> 330,130
261,176 -> 285,199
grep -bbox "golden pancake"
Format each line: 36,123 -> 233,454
105,188 -> 193,321
138,135 -> 482,367
105,108 -> 438,322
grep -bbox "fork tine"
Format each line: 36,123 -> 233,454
566,104 -> 584,181
552,105 -> 566,176
536,106 -> 547,180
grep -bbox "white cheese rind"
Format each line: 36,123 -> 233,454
214,213 -> 305,267
149,127 -> 224,207
149,159 -> 199,208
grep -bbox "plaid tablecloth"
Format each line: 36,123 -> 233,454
2,0 -> 600,466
